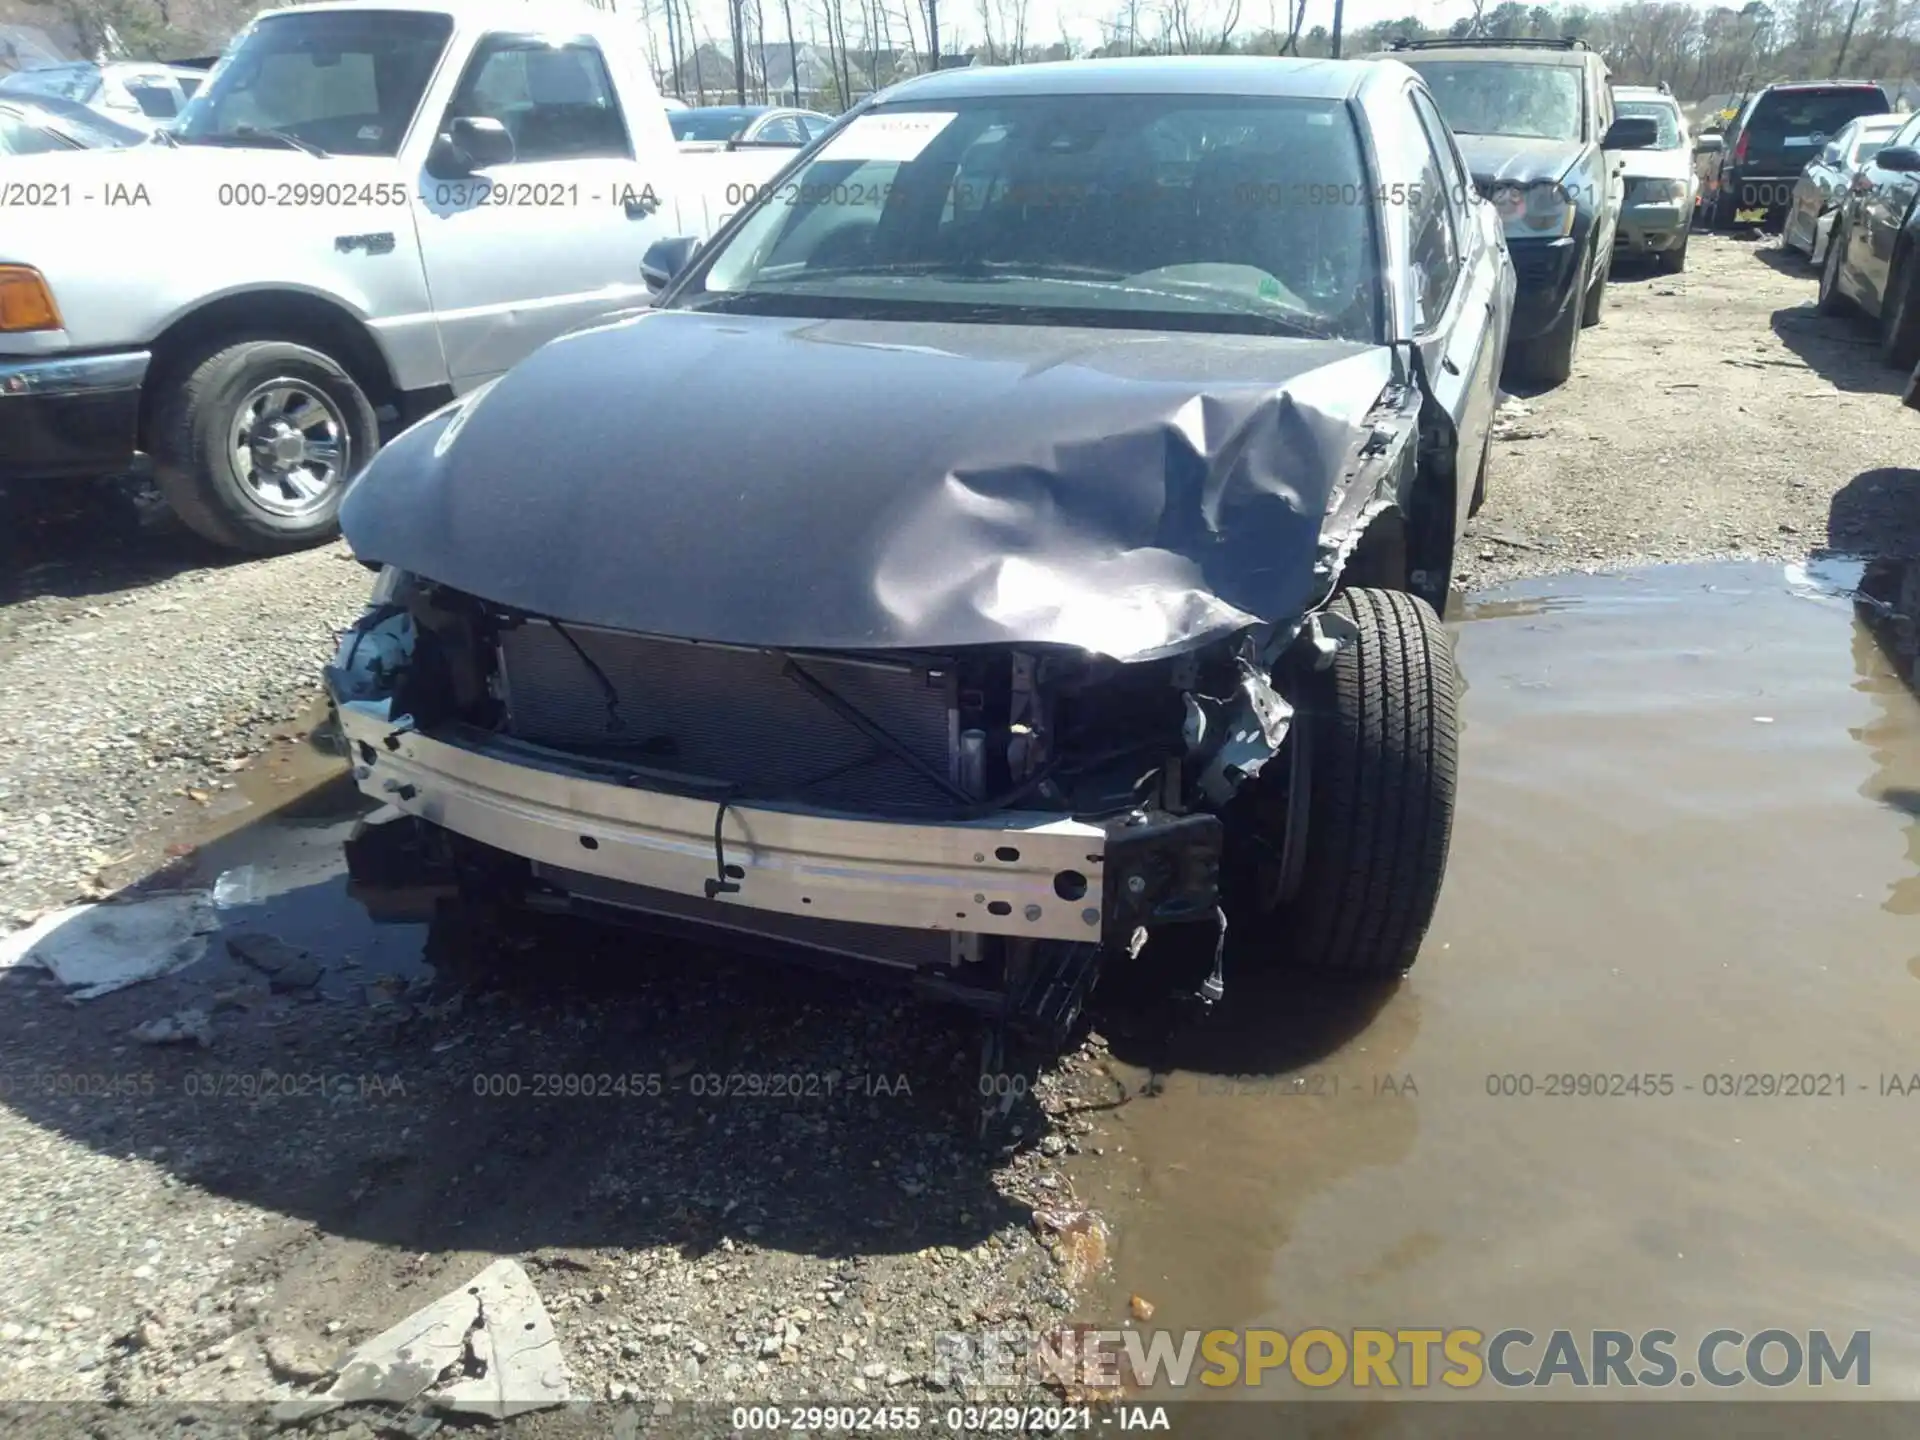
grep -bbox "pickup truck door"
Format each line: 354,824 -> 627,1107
411,32 -> 674,389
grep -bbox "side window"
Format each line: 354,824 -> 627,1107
799,114 -> 833,140
1406,92 -> 1462,330
0,113 -> 71,155
754,114 -> 804,144
444,37 -> 630,162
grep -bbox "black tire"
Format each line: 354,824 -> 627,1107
1581,248 -> 1610,326
1879,252 -> 1920,370
1656,231 -> 1689,274
1505,259 -> 1584,388
1818,220 -> 1854,317
1255,588 -> 1459,978
152,337 -> 379,554
1467,426 -> 1491,518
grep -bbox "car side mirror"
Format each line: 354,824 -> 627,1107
641,234 -> 700,293
1694,133 -> 1725,154
428,115 -> 514,175
1602,115 -> 1661,150
1875,145 -> 1920,173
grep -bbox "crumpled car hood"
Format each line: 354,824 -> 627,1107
340,309 -> 1397,662
1455,133 -> 1584,190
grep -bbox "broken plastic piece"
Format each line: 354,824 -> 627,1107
269,1258 -> 568,1424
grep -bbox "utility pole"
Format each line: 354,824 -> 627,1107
729,0 -> 747,101
928,0 -> 939,74
1330,0 -> 1343,56
1832,0 -> 1864,78
782,0 -> 799,102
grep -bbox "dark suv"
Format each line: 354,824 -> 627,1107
1371,38 -> 1659,387
1703,81 -> 1892,230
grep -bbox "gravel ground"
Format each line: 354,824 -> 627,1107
0,229 -> 1917,1436
1453,230 -> 1920,592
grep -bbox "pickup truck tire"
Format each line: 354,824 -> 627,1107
1253,588 -> 1459,979
152,338 -> 378,553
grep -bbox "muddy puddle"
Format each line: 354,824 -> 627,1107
1075,558 -> 1920,1415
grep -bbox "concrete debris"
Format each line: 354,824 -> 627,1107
264,1332 -> 340,1384
227,931 -> 324,992
131,1008 -> 213,1047
270,1258 -> 569,1424
0,893 -> 217,999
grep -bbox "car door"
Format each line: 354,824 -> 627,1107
1848,111 -> 1920,307
1591,69 -> 1624,267
1408,86 -> 1500,540
412,32 -> 674,389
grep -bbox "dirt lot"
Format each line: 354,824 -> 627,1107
0,230 -> 1917,1435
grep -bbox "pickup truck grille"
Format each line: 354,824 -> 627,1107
497,620 -> 958,810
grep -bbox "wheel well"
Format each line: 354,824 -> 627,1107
1340,508 -> 1409,593
139,291 -> 397,450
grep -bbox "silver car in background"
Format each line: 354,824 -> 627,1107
1612,85 -> 1696,273
1783,112 -> 1905,264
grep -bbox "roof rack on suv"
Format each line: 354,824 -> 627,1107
1388,36 -> 1589,51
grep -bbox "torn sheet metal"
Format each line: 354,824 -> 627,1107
271,1258 -> 568,1424
0,895 -> 217,1000
341,312 -> 1400,662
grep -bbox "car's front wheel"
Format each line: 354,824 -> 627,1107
1242,587 -> 1460,979
152,337 -> 379,554
1818,219 -> 1855,316
1657,230 -> 1689,274
1879,252 -> 1920,370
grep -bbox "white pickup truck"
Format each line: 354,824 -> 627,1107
0,0 -> 790,552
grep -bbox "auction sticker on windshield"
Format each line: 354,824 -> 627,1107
816,111 -> 957,163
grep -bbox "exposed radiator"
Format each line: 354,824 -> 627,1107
496,620 -> 959,810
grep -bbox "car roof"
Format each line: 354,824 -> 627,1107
264,0 -> 626,35
1378,45 -> 1597,68
687,104 -> 770,115
882,54 -> 1393,104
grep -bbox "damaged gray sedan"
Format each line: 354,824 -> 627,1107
326,56 -> 1513,1057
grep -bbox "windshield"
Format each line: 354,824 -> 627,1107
680,94 -> 1381,342
171,9 -> 452,156
0,64 -> 101,104
15,94 -> 146,146
1854,125 -> 1902,164
1616,99 -> 1681,149
674,108 -> 762,141
1405,60 -> 1584,143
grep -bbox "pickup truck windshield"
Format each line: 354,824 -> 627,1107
686,93 -> 1381,342
1404,60 -> 1584,144
171,10 -> 452,157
